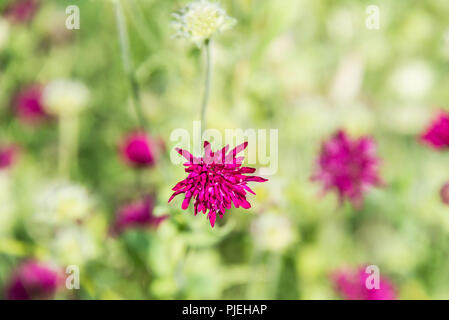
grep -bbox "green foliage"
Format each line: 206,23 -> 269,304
1,0 -> 448,299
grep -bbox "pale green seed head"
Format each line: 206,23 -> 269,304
172,0 -> 236,44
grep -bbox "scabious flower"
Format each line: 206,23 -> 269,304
5,260 -> 62,300
420,111 -> 449,150
172,0 -> 236,44
169,141 -> 268,227
251,213 -> 295,252
42,79 -> 89,117
52,226 -> 99,265
119,131 -> 162,169
390,61 -> 434,101
0,144 -> 18,169
4,0 -> 40,24
13,84 -> 50,125
111,196 -> 168,235
33,181 -> 92,227
332,266 -> 396,300
311,130 -> 382,208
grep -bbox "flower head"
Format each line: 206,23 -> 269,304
420,111 -> 449,150
251,213 -> 295,252
5,260 -> 62,300
172,0 -> 236,44
52,226 -> 98,265
332,266 -> 396,300
111,196 -> 168,235
390,61 -> 433,101
311,130 -> 382,208
119,131 -> 162,169
42,79 -> 89,117
4,0 -> 40,24
14,84 -> 50,125
169,141 -> 268,227
0,144 -> 19,169
34,181 -> 92,226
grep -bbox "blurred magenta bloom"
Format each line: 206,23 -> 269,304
0,144 -> 18,169
332,266 -> 396,300
169,141 -> 268,227
111,196 -> 168,235
311,130 -> 382,208
14,84 -> 50,125
119,131 -> 161,168
420,111 -> 449,150
4,0 -> 40,24
5,260 -> 62,300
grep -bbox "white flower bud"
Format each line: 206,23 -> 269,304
43,79 -> 89,117
251,213 -> 295,252
172,0 -> 236,44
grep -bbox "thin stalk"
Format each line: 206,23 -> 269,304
268,252 -> 282,299
246,246 -> 261,299
114,0 -> 147,131
200,39 -> 212,133
58,115 -> 78,178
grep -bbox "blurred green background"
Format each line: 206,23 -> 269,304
1,0 -> 449,299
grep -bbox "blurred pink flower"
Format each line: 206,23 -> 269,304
420,111 -> 449,150
111,196 -> 168,235
169,141 -> 268,228
5,260 -> 63,300
13,84 -> 50,125
311,130 -> 382,208
4,0 -> 40,24
119,131 -> 162,169
0,144 -> 19,169
332,266 -> 396,300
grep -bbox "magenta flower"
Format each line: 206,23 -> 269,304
0,144 -> 18,169
111,196 -> 168,235
311,130 -> 382,208
332,266 -> 396,300
5,260 -> 62,300
4,0 -> 40,24
13,84 -> 50,125
168,141 -> 268,228
420,111 -> 449,150
119,131 -> 161,169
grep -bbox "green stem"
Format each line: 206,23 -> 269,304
114,0 -> 147,131
200,39 -> 212,133
245,246 -> 261,299
58,115 -> 78,178
269,252 -> 282,299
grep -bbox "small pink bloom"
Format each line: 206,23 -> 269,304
420,111 -> 449,150
4,0 -> 40,24
5,260 -> 63,300
119,131 -> 161,169
13,84 -> 50,125
332,266 -> 396,300
168,141 -> 268,228
311,130 -> 382,208
0,144 -> 19,169
111,196 -> 168,235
